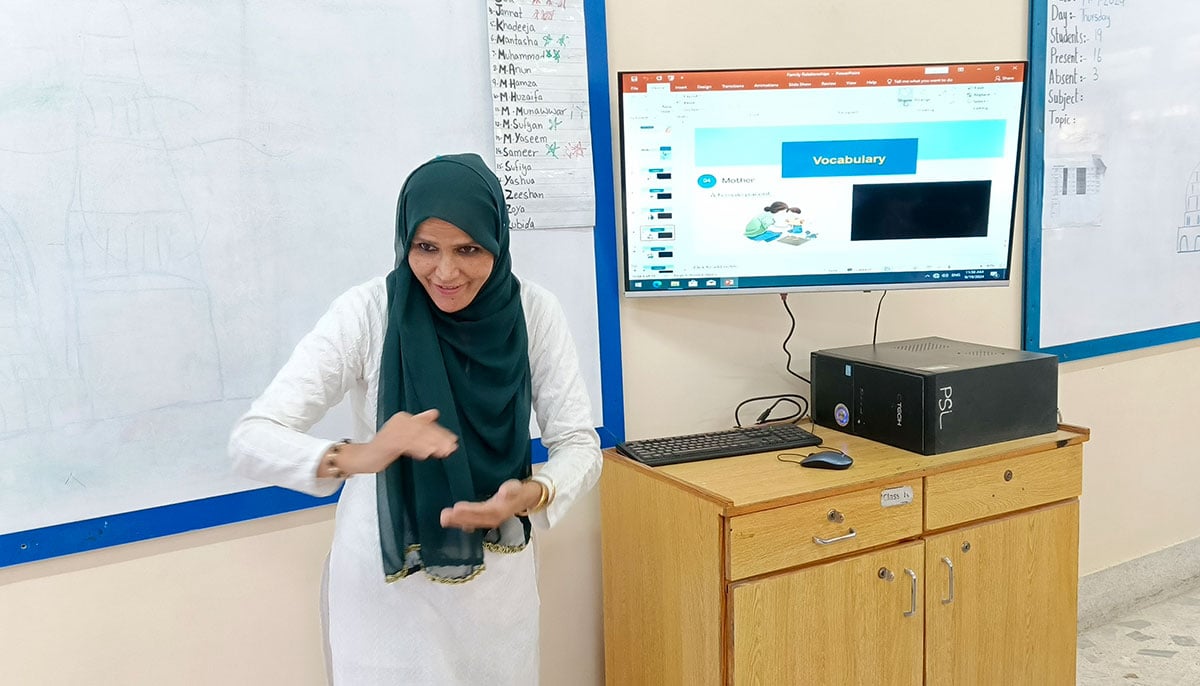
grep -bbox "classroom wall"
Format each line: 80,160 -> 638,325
2,1 -> 1198,684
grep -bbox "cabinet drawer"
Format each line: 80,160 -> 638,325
728,482 -> 923,580
924,445 -> 1082,530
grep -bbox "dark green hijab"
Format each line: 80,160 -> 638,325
376,153 -> 532,582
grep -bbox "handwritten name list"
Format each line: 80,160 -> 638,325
487,0 -> 595,230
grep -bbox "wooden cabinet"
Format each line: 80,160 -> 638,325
600,425 -> 1087,685
924,502 -> 1079,685
731,541 -> 925,686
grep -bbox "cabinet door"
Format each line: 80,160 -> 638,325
730,541 -> 924,686
925,500 -> 1079,686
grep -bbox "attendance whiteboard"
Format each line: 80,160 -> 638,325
0,1 -> 622,563
1025,0 -> 1200,360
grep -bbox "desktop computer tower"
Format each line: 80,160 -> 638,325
811,337 -> 1058,455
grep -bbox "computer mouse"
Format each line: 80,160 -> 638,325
800,450 -> 853,470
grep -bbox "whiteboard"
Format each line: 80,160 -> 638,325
0,1 -> 623,564
1025,0 -> 1200,359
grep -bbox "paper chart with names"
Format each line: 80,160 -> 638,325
1041,0 -> 1126,228
487,0 -> 594,230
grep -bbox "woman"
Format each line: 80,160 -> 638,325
745,200 -> 789,240
229,153 -> 601,684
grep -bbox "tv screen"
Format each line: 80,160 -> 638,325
617,61 -> 1029,296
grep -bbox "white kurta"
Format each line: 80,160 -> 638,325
229,277 -> 602,685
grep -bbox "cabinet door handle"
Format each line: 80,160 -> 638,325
812,528 -> 856,545
941,556 -> 955,605
903,568 -> 918,617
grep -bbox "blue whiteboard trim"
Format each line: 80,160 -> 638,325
2,437 -> 555,567
1032,322 -> 1200,363
1024,0 -> 1050,356
1,0 -> 624,569
1024,0 -> 1200,362
0,487 -> 339,567
584,0 -> 625,448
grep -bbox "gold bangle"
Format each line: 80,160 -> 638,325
530,473 -> 556,509
323,439 -> 351,479
518,477 -> 549,516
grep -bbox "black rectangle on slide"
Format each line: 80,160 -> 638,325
851,180 -> 991,241
657,212 -> 672,219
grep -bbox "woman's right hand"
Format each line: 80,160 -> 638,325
338,409 -> 459,475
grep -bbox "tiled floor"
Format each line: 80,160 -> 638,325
1078,584 -> 1200,684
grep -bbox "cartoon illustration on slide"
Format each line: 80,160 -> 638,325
1177,160 -> 1200,254
744,200 -> 818,245
744,201 -> 787,241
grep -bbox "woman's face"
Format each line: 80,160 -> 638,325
407,218 -> 495,313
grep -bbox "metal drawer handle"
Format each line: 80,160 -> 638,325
904,568 -> 918,617
941,557 -> 955,605
812,528 -> 857,545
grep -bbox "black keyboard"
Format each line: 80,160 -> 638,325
616,423 -> 822,467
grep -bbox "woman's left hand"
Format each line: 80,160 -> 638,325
440,479 -> 543,532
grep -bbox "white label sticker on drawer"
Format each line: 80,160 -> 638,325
880,486 -> 914,508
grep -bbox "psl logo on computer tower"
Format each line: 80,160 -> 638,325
937,386 -> 954,429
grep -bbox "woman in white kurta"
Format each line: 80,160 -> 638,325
228,154 -> 601,684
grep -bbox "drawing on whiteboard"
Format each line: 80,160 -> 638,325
0,0 -> 266,529
0,207 -> 61,434
66,1 -> 226,420
1044,155 -> 1106,228
1177,161 -> 1200,253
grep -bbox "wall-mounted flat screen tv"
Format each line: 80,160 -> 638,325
617,61 -> 1029,296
